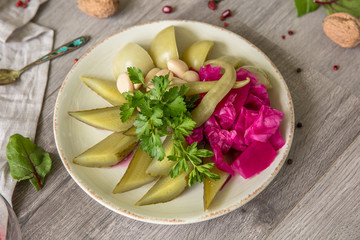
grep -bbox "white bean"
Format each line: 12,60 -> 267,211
116,72 -> 134,94
182,70 -> 200,82
155,69 -> 174,80
144,67 -> 160,85
167,59 -> 189,78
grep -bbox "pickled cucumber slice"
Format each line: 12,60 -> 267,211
123,126 -> 137,136
81,76 -> 126,105
203,156 -> 231,210
68,106 -> 136,132
72,132 -> 137,167
146,137 -> 175,177
113,148 -> 156,194
136,165 -> 193,206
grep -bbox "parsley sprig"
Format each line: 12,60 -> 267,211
120,67 -> 220,186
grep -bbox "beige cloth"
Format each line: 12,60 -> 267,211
0,0 -> 53,206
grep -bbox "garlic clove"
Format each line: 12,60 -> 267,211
117,72 -> 134,94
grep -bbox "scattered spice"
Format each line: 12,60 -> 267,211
74,58 -> 78,64
296,122 -> 303,128
220,9 -> 232,21
224,22 -> 228,27
333,65 -> 339,71
296,68 -> 302,73
282,35 -> 286,39
287,159 -> 293,165
208,0 -> 216,10
288,30 -> 294,35
162,5 -> 173,14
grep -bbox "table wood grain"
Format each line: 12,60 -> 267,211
10,0 -> 360,239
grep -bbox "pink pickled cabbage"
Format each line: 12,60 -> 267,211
231,141 -> 277,179
214,92 -> 237,129
199,64 -> 222,82
194,65 -> 286,179
185,126 -> 203,145
244,105 -> 284,144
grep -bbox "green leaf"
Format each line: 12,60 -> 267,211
164,96 -> 187,117
196,149 -> 214,158
294,0 -> 320,17
150,108 -> 163,127
6,134 -> 52,191
127,67 -> 144,85
134,113 -> 150,139
141,134 -> 165,160
120,103 -> 135,122
322,0 -> 360,18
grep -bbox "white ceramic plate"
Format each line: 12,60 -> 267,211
54,20 -> 294,224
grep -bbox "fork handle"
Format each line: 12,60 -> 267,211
19,36 -> 90,73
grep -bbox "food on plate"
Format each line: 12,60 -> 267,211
203,154 -> 230,210
182,40 -> 214,71
148,26 -> 179,69
136,164 -> 193,206
191,59 -> 236,128
68,106 -> 136,132
241,65 -> 272,90
81,76 -> 126,105
72,132 -> 136,167
113,147 -> 156,194
69,25 -> 284,209
145,137 -> 176,177
113,42 -> 154,80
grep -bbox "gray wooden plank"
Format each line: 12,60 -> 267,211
267,136 -> 360,240
9,0 -> 360,239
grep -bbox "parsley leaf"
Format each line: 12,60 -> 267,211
122,67 -> 219,186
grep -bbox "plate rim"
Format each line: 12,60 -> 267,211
53,19 -> 295,225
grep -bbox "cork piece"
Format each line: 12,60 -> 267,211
323,13 -> 360,48
77,0 -> 120,18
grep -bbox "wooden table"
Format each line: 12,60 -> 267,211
12,1 -> 360,239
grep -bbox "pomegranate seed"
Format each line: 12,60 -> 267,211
16,1 -> 22,7
162,5 -> 173,14
288,30 -> 294,35
224,22 -> 228,27
74,58 -> 78,64
220,9 -> 232,21
22,2 -> 27,8
282,35 -> 286,39
26,0 -> 30,2
333,65 -> 339,70
208,1 -> 216,10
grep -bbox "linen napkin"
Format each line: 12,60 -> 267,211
0,0 -> 53,237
